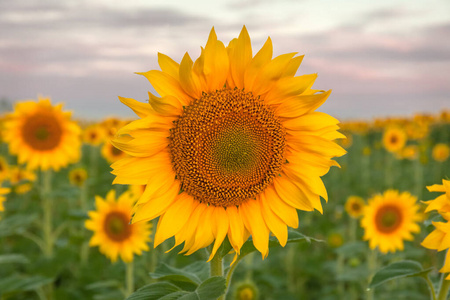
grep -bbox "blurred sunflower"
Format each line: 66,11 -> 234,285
382,127 -> 406,153
9,166 -> 36,195
112,26 -> 345,260
101,142 -> 127,163
0,184 -> 10,218
82,124 -> 105,146
400,145 -> 419,160
361,190 -> 421,253
85,190 -> 151,262
3,97 -> 81,171
0,156 -> 10,181
345,196 -> 365,218
432,143 -> 450,162
69,167 -> 88,187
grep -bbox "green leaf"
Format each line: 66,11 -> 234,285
369,260 -> 433,289
126,282 -> 183,300
0,214 -> 38,237
85,280 -> 121,290
239,229 -> 323,258
196,276 -> 226,300
0,254 -> 29,265
150,263 -> 203,286
0,275 -> 53,295
335,241 -> 368,256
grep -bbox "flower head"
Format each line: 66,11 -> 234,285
4,97 -> 81,171
69,167 -> 88,187
345,196 -> 365,218
382,127 -> 406,153
112,26 -> 345,260
432,143 -> 450,162
361,190 -> 421,253
85,190 -> 151,262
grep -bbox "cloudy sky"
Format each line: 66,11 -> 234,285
0,0 -> 449,121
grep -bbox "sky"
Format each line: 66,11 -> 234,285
0,0 -> 449,121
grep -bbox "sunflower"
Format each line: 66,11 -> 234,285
345,196 -> 365,218
112,26 -> 346,260
3,97 -> 81,171
85,190 -> 151,262
0,156 -> 10,181
101,141 -> 127,163
82,124 -> 105,146
69,167 -> 88,187
422,179 -> 450,217
432,143 -> 450,162
400,145 -> 419,160
0,184 -> 10,217
382,127 -> 406,153
361,190 -> 421,253
9,166 -> 36,195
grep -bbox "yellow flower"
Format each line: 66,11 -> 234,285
112,26 -> 346,260
423,180 -> 450,218
69,168 -> 88,187
3,97 -> 81,171
85,190 -> 151,262
400,145 -> 419,160
328,232 -> 344,248
345,196 -> 365,218
101,141 -> 127,163
82,124 -> 105,146
0,156 -> 10,181
0,185 -> 9,214
432,143 -> 450,162
422,221 -> 450,279
8,166 -> 36,194
382,127 -> 406,153
361,190 -> 421,253
235,282 -> 258,300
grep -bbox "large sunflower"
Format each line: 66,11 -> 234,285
85,190 -> 151,262
361,190 -> 421,253
4,97 -> 81,171
421,180 -> 450,279
112,27 -> 346,260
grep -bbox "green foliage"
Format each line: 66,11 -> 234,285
369,260 -> 433,289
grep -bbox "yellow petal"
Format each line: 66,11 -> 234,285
208,207 -> 230,261
227,25 -> 252,89
259,194 -> 288,246
154,193 -> 198,247
158,52 -> 180,78
240,200 -> 270,258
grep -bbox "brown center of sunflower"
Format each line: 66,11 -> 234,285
375,205 -> 403,233
351,202 -> 362,212
103,211 -> 132,241
22,113 -> 63,150
390,135 -> 398,145
169,88 -> 285,207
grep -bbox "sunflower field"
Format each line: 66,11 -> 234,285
0,27 -> 449,300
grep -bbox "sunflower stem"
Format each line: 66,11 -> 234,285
125,261 -> 134,298
210,249 -> 224,299
423,274 -> 437,300
367,249 -> 377,300
437,276 -> 450,300
42,170 -> 53,258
